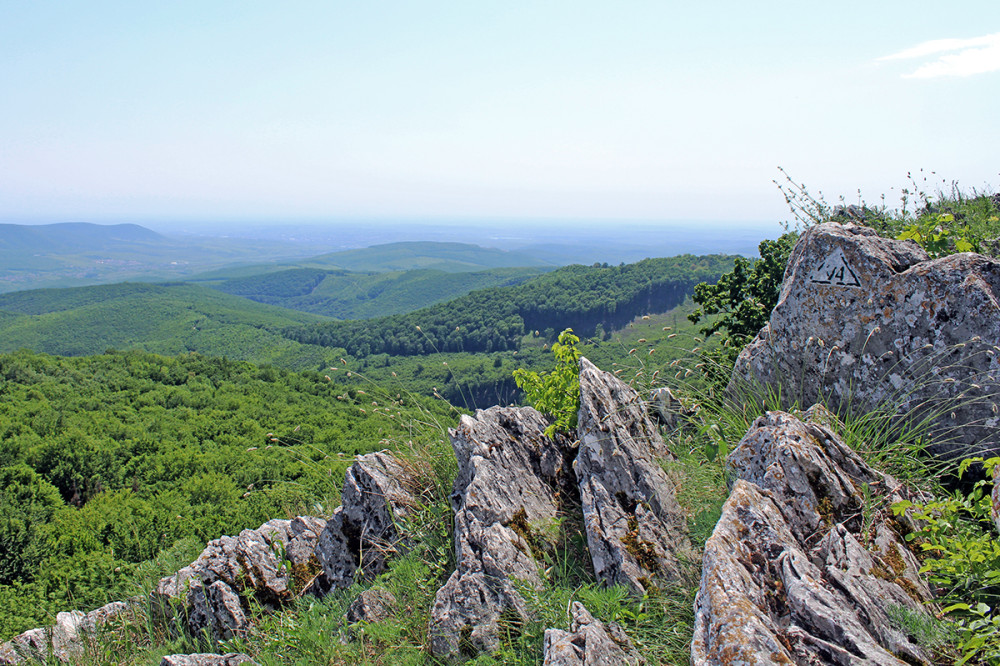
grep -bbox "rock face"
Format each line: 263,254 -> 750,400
316,451 -> 424,590
575,357 -> 694,595
542,602 -> 646,666
159,654 -> 255,666
732,222 -> 1000,463
0,601 -> 134,665
151,515 -> 326,641
429,406 -> 574,659
692,409 -> 936,665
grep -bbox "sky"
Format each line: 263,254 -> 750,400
0,1 -> 997,228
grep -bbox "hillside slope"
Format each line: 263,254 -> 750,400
211,266 -> 549,318
0,282 -> 334,367
284,254 -> 735,357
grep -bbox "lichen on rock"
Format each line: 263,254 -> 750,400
732,222 -> 1000,464
692,409 -> 936,665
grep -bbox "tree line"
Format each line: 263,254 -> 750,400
283,255 -> 734,358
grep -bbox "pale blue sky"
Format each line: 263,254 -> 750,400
1,1 -> 997,226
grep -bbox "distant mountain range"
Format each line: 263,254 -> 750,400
0,223 -> 556,294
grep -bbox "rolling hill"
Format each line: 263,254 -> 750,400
210,266 -> 549,318
0,282 -> 336,368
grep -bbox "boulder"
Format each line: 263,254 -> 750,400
692,410 -> 936,665
160,654 -> 255,666
732,222 -> 1000,464
429,406 -> 574,659
151,515 -> 326,640
542,602 -> 645,666
315,451 -> 425,589
0,600 -> 134,664
575,357 -> 693,596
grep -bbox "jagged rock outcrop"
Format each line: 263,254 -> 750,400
429,406 -> 574,659
542,602 -> 646,666
316,451 -> 425,589
0,601 -> 135,665
151,450 -> 421,643
151,515 -> 326,641
159,654 -> 255,666
575,357 -> 694,595
732,222 -> 1000,464
692,409 -> 936,665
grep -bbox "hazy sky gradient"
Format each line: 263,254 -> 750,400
1,2 -> 997,226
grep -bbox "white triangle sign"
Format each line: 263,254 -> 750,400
808,247 -> 861,287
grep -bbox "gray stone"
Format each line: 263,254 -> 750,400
0,600 -> 134,664
543,602 -> 645,665
315,451 -> 424,590
187,580 -> 248,641
575,357 -> 693,596
692,410 -> 936,665
151,515 -> 326,640
732,222 -> 1000,464
345,588 -> 397,625
648,386 -> 696,432
159,654 -> 255,666
429,406 -> 574,659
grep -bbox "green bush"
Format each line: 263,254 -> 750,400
513,329 -> 581,437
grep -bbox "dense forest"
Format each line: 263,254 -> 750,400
0,349 -> 451,639
211,266 -> 549,319
283,255 -> 734,358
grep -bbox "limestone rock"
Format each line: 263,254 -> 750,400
345,588 -> 397,625
648,386 -> 696,432
429,406 -> 574,659
692,410 -> 936,665
159,654 -> 255,666
542,602 -> 645,666
575,357 -> 693,596
0,600 -> 134,664
732,222 -> 1000,464
151,515 -> 326,640
316,451 -> 424,589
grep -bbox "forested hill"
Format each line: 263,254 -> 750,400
283,254 -> 735,357
0,282 -> 332,367
209,266 -> 549,319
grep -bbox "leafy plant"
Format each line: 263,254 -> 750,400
892,456 -> 1000,664
513,329 -> 582,437
897,213 -> 979,257
687,233 -> 797,382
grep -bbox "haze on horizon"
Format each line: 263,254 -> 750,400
1,2 -> 997,229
